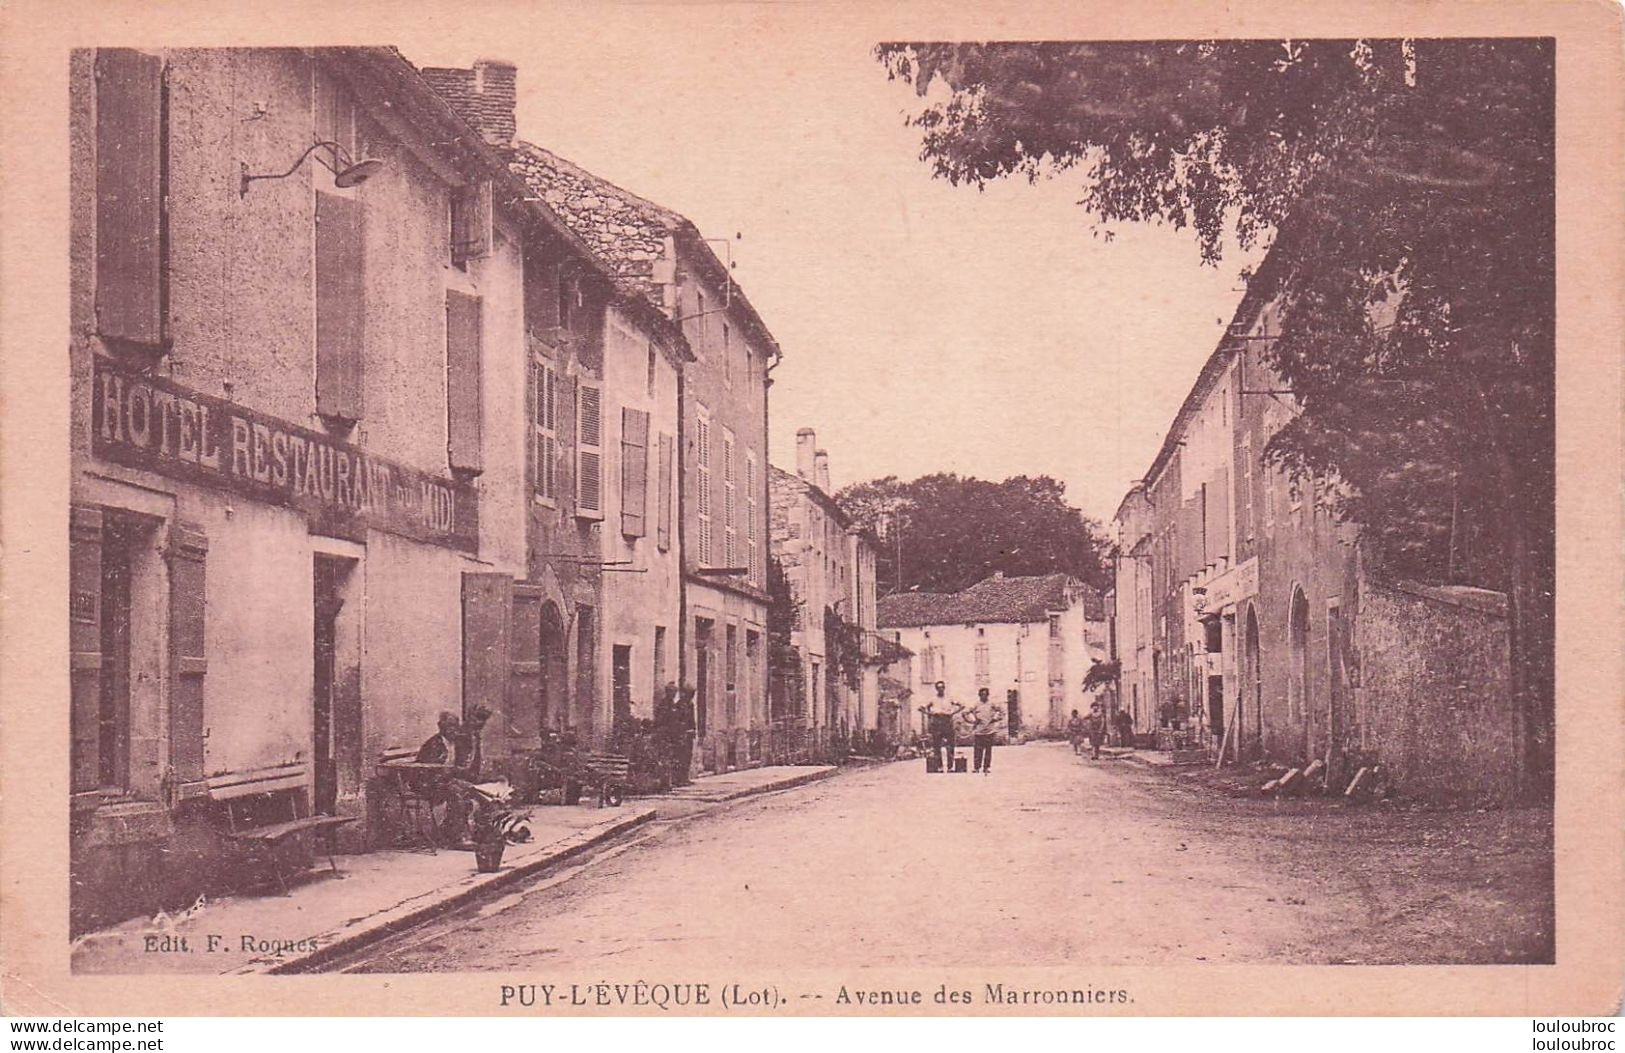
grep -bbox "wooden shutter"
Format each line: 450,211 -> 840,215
656,432 -> 674,551
167,522 -> 208,782
620,407 -> 650,538
69,506 -> 105,793
462,572 -> 511,760
451,180 -> 494,264
509,584 -> 544,742
696,416 -> 712,563
95,49 -> 165,347
576,383 -> 603,517
446,291 -> 484,473
315,191 -> 365,420
746,451 -> 759,584
722,433 -> 736,566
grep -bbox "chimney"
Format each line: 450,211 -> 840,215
472,59 -> 517,149
815,449 -> 831,493
796,428 -> 816,481
422,60 -> 517,150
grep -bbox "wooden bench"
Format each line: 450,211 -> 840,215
209,763 -> 357,895
584,752 -> 631,807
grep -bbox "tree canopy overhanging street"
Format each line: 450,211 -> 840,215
875,40 -> 1554,795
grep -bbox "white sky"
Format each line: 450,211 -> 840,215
405,10 -> 1263,525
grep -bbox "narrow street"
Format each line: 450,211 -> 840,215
327,742 -> 1552,972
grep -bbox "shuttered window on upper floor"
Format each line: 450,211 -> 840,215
450,180 -> 493,268
722,429 -> 737,568
576,382 -> 604,518
620,407 -> 650,538
531,357 -> 560,502
445,290 -> 483,475
95,49 -> 167,349
315,191 -> 365,421
695,412 -> 712,565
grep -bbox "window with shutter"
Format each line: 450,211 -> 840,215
450,180 -> 493,267
95,49 -> 166,348
446,291 -> 483,474
167,522 -> 208,783
656,432 -> 674,551
696,412 -> 712,564
620,407 -> 650,538
532,358 -> 559,501
745,450 -> 759,585
315,191 -> 365,421
576,383 -> 603,518
722,430 -> 737,568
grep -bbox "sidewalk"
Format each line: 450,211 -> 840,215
70,763 -> 839,975
71,804 -> 655,976
666,763 -> 837,802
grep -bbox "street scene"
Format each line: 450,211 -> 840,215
63,35 -> 1555,979
327,746 -> 1551,974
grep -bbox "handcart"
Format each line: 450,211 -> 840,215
528,737 -> 630,807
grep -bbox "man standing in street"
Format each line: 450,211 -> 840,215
918,682 -> 963,773
1085,701 -> 1108,760
969,687 -> 1003,774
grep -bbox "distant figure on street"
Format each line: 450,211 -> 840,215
918,682 -> 963,773
1085,702 -> 1107,760
1115,708 -> 1136,749
1067,709 -> 1087,755
969,687 -> 1004,774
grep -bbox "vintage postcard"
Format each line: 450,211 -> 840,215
1,0 -> 1620,1018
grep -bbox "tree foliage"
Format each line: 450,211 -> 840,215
877,40 -> 1554,788
836,472 -> 1113,594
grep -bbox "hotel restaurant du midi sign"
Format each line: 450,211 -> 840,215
92,358 -> 478,553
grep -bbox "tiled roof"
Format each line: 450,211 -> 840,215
876,591 -> 960,628
878,573 -> 1102,627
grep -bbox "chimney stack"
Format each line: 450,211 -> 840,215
815,449 -> 831,493
472,59 -> 517,148
796,428 -> 816,481
422,59 -> 517,150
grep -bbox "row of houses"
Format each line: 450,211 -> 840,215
68,46 -> 878,930
1107,246 -> 1518,802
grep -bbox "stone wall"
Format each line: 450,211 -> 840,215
1355,578 -> 1517,803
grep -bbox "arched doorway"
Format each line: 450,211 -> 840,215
539,601 -> 566,735
1288,586 -> 1311,760
1244,605 -> 1262,757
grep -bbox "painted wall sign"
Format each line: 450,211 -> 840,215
91,357 -> 478,553
1201,557 -> 1259,613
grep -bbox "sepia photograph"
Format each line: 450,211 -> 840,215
2,0 -> 1621,1021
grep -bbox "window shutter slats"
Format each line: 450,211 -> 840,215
446,290 -> 483,473
167,523 -> 208,782
620,407 -> 650,538
315,191 -> 365,420
576,383 -> 603,516
695,416 -> 712,564
95,49 -> 165,347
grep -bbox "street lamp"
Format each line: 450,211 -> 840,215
241,140 -> 385,197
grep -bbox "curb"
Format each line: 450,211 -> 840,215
242,808 -> 657,975
664,765 -> 840,804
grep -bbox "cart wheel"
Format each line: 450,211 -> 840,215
603,784 -> 625,808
